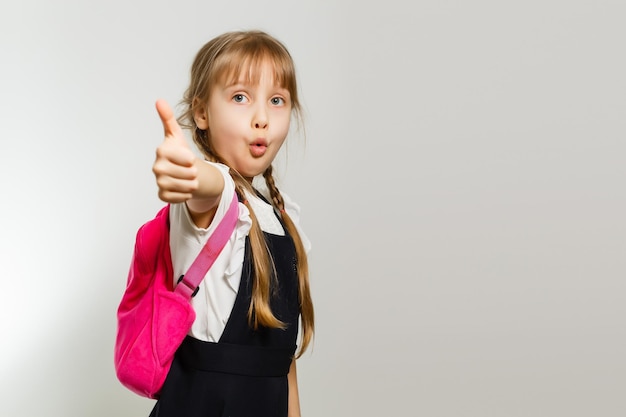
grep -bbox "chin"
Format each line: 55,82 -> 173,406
238,168 -> 266,181
242,162 -> 271,178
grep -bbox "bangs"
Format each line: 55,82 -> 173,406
212,40 -> 297,93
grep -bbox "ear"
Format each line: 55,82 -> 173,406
193,98 -> 209,130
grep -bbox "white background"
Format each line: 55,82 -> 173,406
1,1 -> 625,416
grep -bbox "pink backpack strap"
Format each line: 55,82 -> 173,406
175,193 -> 239,299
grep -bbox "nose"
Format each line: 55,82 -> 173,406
253,104 -> 268,129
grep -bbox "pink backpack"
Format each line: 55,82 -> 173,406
114,193 -> 238,398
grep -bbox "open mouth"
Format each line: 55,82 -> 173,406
250,141 -> 267,157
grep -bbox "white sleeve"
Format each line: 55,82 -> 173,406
251,177 -> 312,253
281,191 -> 312,254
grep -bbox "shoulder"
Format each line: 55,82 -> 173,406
283,193 -> 311,253
281,191 -> 303,224
252,180 -> 311,252
252,178 -> 302,219
206,161 -> 231,176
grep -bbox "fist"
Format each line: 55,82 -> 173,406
152,99 -> 199,203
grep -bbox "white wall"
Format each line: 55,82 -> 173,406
1,1 -> 624,416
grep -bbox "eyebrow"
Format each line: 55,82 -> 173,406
223,82 -> 290,94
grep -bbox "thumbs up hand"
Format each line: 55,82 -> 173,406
152,99 -> 199,203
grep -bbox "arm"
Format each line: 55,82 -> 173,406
288,359 -> 302,417
153,99 -> 225,228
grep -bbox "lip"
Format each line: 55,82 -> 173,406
249,139 -> 268,157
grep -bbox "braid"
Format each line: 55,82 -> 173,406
263,166 -> 285,211
194,147 -> 284,329
229,167 -> 284,330
263,166 -> 315,357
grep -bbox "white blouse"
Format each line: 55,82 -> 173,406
168,162 -> 311,342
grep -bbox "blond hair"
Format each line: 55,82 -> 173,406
177,30 -> 314,357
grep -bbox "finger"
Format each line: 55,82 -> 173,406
156,141 -> 196,167
155,99 -> 185,140
155,176 -> 199,195
158,190 -> 194,204
153,159 -> 198,180
156,176 -> 199,203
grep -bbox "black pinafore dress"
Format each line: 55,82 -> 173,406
149,216 -> 300,417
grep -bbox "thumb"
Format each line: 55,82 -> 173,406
155,99 -> 185,142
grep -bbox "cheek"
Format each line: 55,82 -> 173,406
207,104 -> 242,132
274,114 -> 292,138
209,114 -> 241,142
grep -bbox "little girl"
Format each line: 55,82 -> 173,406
149,30 -> 314,417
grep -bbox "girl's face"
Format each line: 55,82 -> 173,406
195,61 -> 292,181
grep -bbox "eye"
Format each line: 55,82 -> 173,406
233,94 -> 248,103
270,97 -> 285,106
